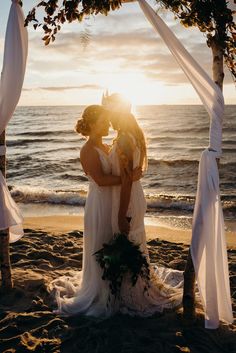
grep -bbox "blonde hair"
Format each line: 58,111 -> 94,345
75,105 -> 106,137
116,112 -> 148,171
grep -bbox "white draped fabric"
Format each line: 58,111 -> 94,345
138,0 -> 233,328
138,0 -> 224,156
0,0 -> 28,243
191,150 -> 233,328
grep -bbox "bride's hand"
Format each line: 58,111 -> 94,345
132,167 -> 142,181
118,217 -> 130,235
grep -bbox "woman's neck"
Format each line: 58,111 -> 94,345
88,135 -> 103,147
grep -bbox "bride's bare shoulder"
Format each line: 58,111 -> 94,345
80,143 -> 87,156
80,142 -> 96,159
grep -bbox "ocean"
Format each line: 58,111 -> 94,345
6,105 -> 236,230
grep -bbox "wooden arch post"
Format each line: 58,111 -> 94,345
0,0 -> 28,291
0,130 -> 13,290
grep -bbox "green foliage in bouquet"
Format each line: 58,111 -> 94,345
94,233 -> 150,299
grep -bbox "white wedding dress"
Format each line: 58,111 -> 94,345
51,143 -> 184,317
50,147 -> 115,317
109,136 -> 183,316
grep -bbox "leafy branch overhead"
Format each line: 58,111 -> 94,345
158,0 -> 236,81
24,0 -> 235,80
24,1 -> 123,44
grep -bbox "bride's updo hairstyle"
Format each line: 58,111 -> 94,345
75,105 -> 106,136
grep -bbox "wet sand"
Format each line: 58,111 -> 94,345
23,215 -> 236,248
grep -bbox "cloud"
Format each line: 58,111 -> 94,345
26,27 -> 234,87
19,1 -> 235,104
23,84 -> 102,91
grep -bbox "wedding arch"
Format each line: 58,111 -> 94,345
0,0 -> 233,329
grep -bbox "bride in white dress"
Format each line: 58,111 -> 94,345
104,94 -> 183,316
51,105 -> 141,317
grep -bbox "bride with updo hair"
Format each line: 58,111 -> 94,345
50,104 -> 141,317
75,105 -> 105,137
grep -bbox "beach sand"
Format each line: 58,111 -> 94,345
24,215 -> 236,248
0,215 -> 235,352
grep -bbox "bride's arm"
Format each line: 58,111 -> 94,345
80,147 -> 121,186
117,135 -> 134,234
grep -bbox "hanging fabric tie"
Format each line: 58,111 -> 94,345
138,0 -> 233,328
0,0 -> 28,243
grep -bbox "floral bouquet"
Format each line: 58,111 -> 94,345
94,233 -> 150,299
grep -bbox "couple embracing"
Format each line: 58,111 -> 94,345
51,94 -> 183,317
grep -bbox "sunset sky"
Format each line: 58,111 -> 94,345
0,0 -> 235,106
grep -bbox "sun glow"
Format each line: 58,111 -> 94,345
101,73 -> 166,106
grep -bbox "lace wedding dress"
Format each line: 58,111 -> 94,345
50,147 -> 115,317
109,136 -> 183,316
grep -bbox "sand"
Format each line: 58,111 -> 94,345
0,215 -> 235,353
24,215 -> 236,248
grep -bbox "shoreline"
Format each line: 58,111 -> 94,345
23,215 -> 236,248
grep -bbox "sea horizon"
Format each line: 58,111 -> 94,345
17,103 -> 236,107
